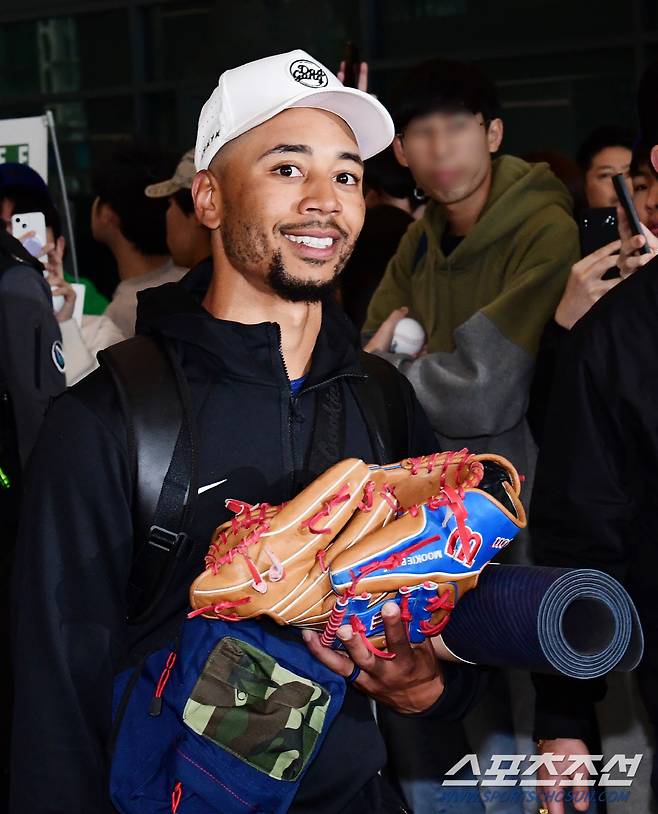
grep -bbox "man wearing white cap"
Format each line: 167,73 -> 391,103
11,51 -> 484,814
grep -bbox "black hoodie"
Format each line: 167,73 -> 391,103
11,261 -> 485,814
530,258 -> 658,748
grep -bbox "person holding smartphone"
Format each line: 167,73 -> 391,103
0,215 -> 68,811
529,59 -> 658,813
528,138 -> 658,446
2,185 -> 124,385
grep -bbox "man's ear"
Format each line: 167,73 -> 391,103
650,144 -> 658,177
487,118 -> 504,154
392,135 -> 409,168
93,198 -> 116,225
192,170 -> 222,230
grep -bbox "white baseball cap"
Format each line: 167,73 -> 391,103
195,49 -> 394,171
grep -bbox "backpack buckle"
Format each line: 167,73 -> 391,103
148,525 -> 187,553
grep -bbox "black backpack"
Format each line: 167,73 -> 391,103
97,335 -> 412,623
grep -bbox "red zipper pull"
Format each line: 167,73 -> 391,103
149,650 -> 177,716
171,780 -> 183,812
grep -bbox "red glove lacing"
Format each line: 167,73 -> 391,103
187,597 -> 252,621
419,588 -> 455,636
302,484 -> 351,535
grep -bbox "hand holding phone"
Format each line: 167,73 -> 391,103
11,211 -> 47,258
612,174 -> 651,255
614,174 -> 658,278
555,239 -> 622,329
578,207 -> 618,257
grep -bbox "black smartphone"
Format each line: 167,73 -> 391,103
612,173 -> 651,255
342,41 -> 360,88
579,207 -> 618,257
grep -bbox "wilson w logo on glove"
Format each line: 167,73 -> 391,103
189,450 -> 526,657
323,457 -> 526,654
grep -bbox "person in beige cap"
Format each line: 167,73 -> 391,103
145,149 -> 211,269
40,151 -> 201,385
91,145 -> 187,337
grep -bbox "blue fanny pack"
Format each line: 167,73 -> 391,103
110,617 -> 346,814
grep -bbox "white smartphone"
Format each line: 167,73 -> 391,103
11,211 -> 47,258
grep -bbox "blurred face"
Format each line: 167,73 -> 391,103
393,110 -> 503,205
583,146 -> 632,208
632,162 -> 658,237
201,107 -> 365,302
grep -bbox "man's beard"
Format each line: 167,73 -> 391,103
221,210 -> 354,304
265,248 -> 350,303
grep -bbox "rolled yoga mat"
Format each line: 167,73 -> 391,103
435,564 -> 644,678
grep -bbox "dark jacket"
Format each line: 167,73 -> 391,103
527,318 -> 568,447
1,232 -> 65,769
11,260 -> 486,814
0,229 -> 65,468
530,258 -> 658,740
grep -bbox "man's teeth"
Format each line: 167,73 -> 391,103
284,234 -> 334,249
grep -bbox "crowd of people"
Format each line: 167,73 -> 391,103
1,46 -> 657,814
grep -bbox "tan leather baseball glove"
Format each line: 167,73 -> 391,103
189,450 -> 524,654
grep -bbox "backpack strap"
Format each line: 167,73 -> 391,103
96,337 -> 410,617
411,232 -> 428,275
97,335 -> 197,623
349,351 -> 412,465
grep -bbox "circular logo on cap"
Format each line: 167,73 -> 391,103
289,60 -> 328,89
51,340 -> 65,373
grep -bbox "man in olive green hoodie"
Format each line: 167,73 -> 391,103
366,59 -> 580,814
365,59 -> 578,488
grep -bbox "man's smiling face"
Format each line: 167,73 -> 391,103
210,107 -> 366,302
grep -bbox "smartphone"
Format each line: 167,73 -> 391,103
579,207 -> 618,257
11,211 -> 47,258
612,173 -> 651,255
342,41 -> 360,88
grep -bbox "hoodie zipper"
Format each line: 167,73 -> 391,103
277,328 -> 291,383
275,324 -> 367,492
275,326 -> 296,494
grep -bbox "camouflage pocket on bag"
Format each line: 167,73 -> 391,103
182,637 -> 331,781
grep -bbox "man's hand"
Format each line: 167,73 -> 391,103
43,236 -> 76,322
303,601 -> 444,714
48,276 -> 77,322
43,234 -> 66,280
337,60 -> 369,92
617,206 -> 658,278
554,240 -> 621,329
364,307 -> 409,354
537,738 -> 592,814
